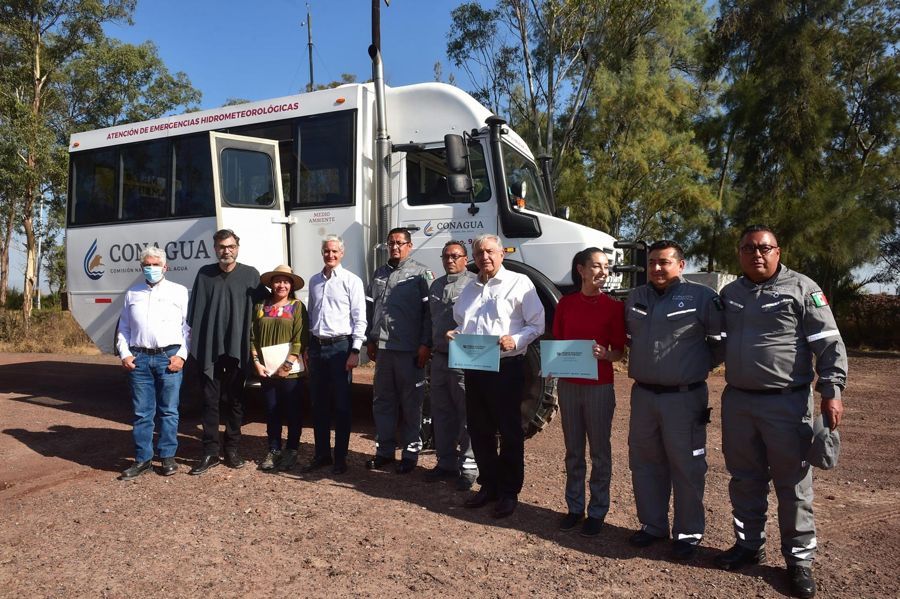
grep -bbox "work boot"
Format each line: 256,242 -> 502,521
258,450 -> 281,471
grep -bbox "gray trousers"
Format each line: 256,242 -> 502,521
372,349 -> 425,462
559,380 -> 615,519
430,352 -> 477,477
628,383 -> 709,542
722,385 -> 817,567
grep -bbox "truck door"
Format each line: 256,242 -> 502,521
397,143 -> 497,272
210,131 -> 289,271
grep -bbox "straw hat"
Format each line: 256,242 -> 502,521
260,264 -> 304,291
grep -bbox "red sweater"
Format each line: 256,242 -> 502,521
552,292 -> 626,385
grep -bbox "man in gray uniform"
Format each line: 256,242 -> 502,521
625,240 -> 724,561
424,240 -> 478,490
365,227 -> 434,474
715,225 -> 847,599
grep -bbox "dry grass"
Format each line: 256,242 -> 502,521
0,308 -> 98,354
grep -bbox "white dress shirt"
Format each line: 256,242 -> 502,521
116,278 -> 190,359
452,265 -> 545,357
308,264 -> 368,350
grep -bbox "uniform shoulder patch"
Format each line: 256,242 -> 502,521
424,270 -> 435,282
712,296 -> 724,311
810,291 -> 829,308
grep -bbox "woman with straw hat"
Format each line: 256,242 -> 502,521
250,265 -> 309,471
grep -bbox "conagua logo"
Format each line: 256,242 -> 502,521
422,219 -> 484,237
83,239 -> 104,280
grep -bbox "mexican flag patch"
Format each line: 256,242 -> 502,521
810,291 -> 829,307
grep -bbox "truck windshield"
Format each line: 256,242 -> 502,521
502,144 -> 552,215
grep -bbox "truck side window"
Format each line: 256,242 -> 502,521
407,145 -> 490,206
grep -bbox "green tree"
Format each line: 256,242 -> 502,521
701,0 -> 898,300
0,0 -> 135,320
0,1 -> 200,315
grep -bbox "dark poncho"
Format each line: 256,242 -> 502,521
188,262 -> 262,378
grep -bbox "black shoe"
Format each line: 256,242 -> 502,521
629,529 -> 665,548
788,566 -> 816,598
395,459 -> 416,474
159,457 -> 178,477
423,466 -> 456,481
365,455 -> 395,470
672,540 -> 698,561
464,487 -> 497,508
580,517 -> 604,537
119,460 -> 152,481
224,451 -> 245,469
331,461 -> 348,475
455,475 -> 476,491
559,512 -> 584,532
714,544 -> 766,571
189,455 -> 220,476
302,455 -> 333,473
492,496 -> 518,519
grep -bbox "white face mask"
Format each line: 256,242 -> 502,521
142,265 -> 164,284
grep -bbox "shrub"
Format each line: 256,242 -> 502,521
837,293 -> 900,350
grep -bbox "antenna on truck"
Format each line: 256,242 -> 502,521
303,3 -> 314,92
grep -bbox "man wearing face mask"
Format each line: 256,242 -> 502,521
116,246 -> 190,480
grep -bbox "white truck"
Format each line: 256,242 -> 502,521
65,77 -> 623,435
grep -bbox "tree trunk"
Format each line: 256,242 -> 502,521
0,210 -> 13,306
22,15 -> 43,323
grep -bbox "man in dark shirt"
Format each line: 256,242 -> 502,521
188,229 -> 262,475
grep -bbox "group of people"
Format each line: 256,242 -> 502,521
114,225 -> 846,599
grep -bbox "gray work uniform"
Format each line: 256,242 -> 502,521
720,264 -> 847,567
429,271 -> 478,479
366,257 -> 434,462
625,277 -> 724,543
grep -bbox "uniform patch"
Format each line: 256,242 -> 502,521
810,291 -> 829,308
424,270 -> 435,282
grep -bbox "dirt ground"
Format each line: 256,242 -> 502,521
0,352 -> 897,598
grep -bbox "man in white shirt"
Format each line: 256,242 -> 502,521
303,234 -> 367,475
450,234 -> 545,518
115,246 -> 190,480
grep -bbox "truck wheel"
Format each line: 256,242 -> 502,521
520,341 -> 558,438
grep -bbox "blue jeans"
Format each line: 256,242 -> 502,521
309,337 -> 352,463
261,377 -> 303,451
128,347 -> 183,463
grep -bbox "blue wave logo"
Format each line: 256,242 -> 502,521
83,239 -> 104,280
423,221 -> 435,237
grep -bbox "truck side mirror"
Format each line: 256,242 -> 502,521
447,173 -> 473,197
444,133 -> 475,203
444,134 -> 468,173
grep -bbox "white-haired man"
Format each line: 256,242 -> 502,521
116,245 -> 190,480
450,234 -> 545,518
303,234 -> 367,475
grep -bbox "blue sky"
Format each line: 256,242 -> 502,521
105,0 -> 473,110
20,1 -> 476,291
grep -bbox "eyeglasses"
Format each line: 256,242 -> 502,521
739,244 -> 778,255
216,244 -> 238,252
441,253 -> 466,260
386,241 -> 410,248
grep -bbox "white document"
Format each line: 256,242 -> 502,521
260,343 -> 304,376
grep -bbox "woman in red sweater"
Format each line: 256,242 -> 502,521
552,247 -> 626,537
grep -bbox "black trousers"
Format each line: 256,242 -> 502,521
465,355 -> 525,499
201,355 -> 245,455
